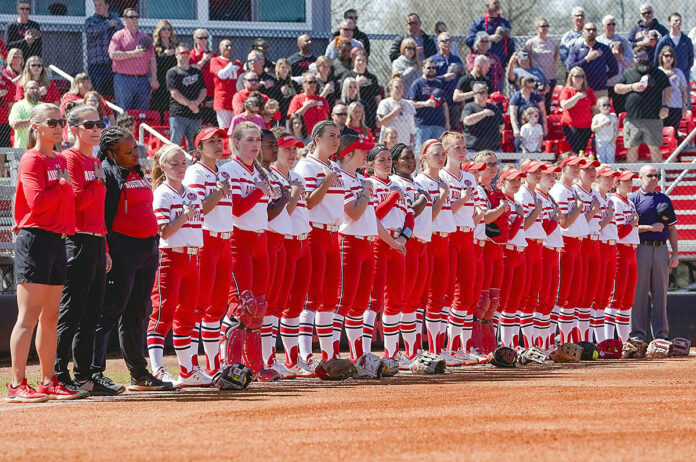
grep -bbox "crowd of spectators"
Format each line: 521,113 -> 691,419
0,0 -> 694,164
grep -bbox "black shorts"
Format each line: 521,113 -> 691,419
14,228 -> 67,285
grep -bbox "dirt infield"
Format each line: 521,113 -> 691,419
2,352 -> 696,461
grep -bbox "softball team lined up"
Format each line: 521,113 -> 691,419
7,103 -> 642,403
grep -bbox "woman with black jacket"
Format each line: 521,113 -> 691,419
91,127 -> 172,392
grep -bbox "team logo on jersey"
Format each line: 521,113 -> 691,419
187,192 -> 197,201
464,179 -> 472,187
220,171 -> 229,180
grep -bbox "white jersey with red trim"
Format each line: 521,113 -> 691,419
368,175 -> 412,230
153,183 -> 203,249
266,167 -> 292,235
219,157 -> 269,232
392,174 -> 432,242
439,168 -> 476,229
414,172 -> 456,233
473,185 -> 488,241
598,192 -> 618,242
611,193 -> 639,245
514,184 -> 546,240
506,196 -> 527,247
182,161 -> 233,232
270,167 -> 312,236
573,184 -> 603,235
535,189 -> 564,249
549,182 -> 589,238
339,169 -> 378,236
293,155 -> 344,227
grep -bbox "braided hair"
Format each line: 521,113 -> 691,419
98,126 -> 131,162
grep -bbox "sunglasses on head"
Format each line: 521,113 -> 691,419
44,119 -> 66,128
73,120 -> 106,129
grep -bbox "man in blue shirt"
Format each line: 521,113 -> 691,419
628,165 -> 679,341
407,58 -> 449,151
566,22 -> 618,98
653,12 -> 693,85
432,33 -> 464,131
560,7 -> 585,65
628,3 -> 668,48
85,0 -> 123,96
466,0 -> 514,66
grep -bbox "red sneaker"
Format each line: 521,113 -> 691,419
5,379 -> 49,403
37,376 -> 89,400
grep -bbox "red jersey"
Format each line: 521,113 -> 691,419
189,49 -> 217,98
287,93 -> 330,132
110,169 -> 158,238
0,73 -> 16,124
484,185 -> 520,244
210,56 -> 241,111
16,81 -> 62,105
62,148 -> 107,234
231,89 -> 270,115
14,149 -> 75,234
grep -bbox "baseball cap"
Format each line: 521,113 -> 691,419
194,127 -> 227,147
463,160 -> 487,172
498,167 -> 526,181
489,91 -> 506,104
276,134 -> 304,148
336,136 -> 375,159
596,165 -> 619,177
520,160 -> 544,173
580,157 -> 600,168
558,154 -> 584,167
617,169 -> 638,181
541,163 -> 561,173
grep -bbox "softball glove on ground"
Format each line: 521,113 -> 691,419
490,346 -> 518,368
578,341 -> 598,360
622,338 -> 648,359
670,337 -> 691,357
354,353 -> 386,379
518,346 -> 547,365
409,352 -> 446,374
381,357 -> 400,377
597,339 -> 622,359
315,358 -> 357,381
646,339 -> 672,358
549,343 -> 582,363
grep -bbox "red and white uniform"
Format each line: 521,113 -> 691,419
499,195 -> 527,347
266,167 -> 293,319
470,184 -> 489,352
596,191 -> 619,341
535,188 -> 562,348
610,193 -> 639,315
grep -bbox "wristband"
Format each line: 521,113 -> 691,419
399,227 -> 413,241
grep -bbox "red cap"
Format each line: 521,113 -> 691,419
489,91 -> 506,104
596,165 -> 619,177
463,160 -> 487,172
541,163 -> 561,173
336,137 -> 375,159
194,127 -> 227,147
558,155 -> 584,167
499,167 -> 526,181
617,169 -> 638,181
580,157 -> 601,168
521,160 -> 544,173
277,134 -> 304,148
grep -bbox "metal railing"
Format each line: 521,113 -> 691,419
48,65 -> 124,115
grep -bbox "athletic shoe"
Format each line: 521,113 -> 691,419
153,367 -> 177,386
393,352 -> 415,371
286,358 -> 316,378
468,347 -> 489,364
453,349 -> 479,366
128,371 -> 174,391
37,376 -> 89,400
269,358 -> 296,379
5,379 -> 48,403
91,373 -> 126,394
174,367 -> 214,388
440,350 -> 464,367
301,356 -> 320,376
76,377 -> 123,396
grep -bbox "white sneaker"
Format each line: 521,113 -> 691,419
296,356 -> 319,377
175,366 -> 214,388
269,358 -> 296,379
440,350 -> 464,367
468,348 -> 489,364
154,367 -> 176,385
393,352 -> 415,371
453,349 -> 479,366
286,360 -> 315,378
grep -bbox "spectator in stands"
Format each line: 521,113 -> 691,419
331,38 -> 353,82
644,29 -> 662,62
461,83 -> 504,153
560,7 -> 585,66
391,38 -> 421,94
18,56 -> 60,105
628,3 -> 668,49
114,112 -> 147,162
108,8 -> 157,111
4,1 -> 42,59
688,26 -> 696,81
229,91 -> 264,132
407,57 -> 449,149
332,9 -> 370,56
506,50 -> 549,93
232,71 -> 269,115
657,46 -> 688,133
8,79 -> 40,148
591,96 -> 619,163
519,106 -> 544,153
261,98 -> 281,129
524,17 -> 559,114
377,75 -> 416,146
166,42 -> 206,148
4,48 -> 24,90
245,49 -> 276,98
84,90 -> 115,127
60,74 -> 113,143
151,20 -> 176,116
325,20 -> 364,60
597,15 -> 633,64
466,0 -> 514,65
0,57 -> 15,150
608,41 -> 631,113
654,13 -> 693,87
288,112 -> 310,146
389,13 -> 437,62
382,127 -> 399,149
346,101 -> 373,142
559,66 -> 597,153
288,34 -> 316,77
86,0 -> 122,96
210,39 -> 241,130
251,38 -> 276,75
614,45 -> 671,163
315,56 -> 337,107
435,21 -> 459,56
341,49 -> 380,130
433,32 -> 464,131
454,55 -> 491,105
331,103 -> 357,136
287,72 -> 330,133
629,164 -> 679,341
268,58 -> 300,125
566,22 -> 618,99
0,37 -> 6,61
510,76 -> 547,149
339,77 -> 360,109
189,28 -> 216,125
466,32 -> 503,92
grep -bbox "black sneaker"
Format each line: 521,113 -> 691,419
77,376 -> 123,396
128,371 -> 174,392
90,372 -> 126,395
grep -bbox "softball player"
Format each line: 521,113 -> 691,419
293,121 -> 343,365
609,170 -> 640,342
365,144 -> 411,359
594,165 -> 619,343
549,154 -> 589,344
182,127 -> 231,377
147,144 -> 207,387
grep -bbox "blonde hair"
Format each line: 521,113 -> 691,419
419,139 -> 443,171
83,91 -> 105,118
153,20 -> 177,55
231,121 -> 262,152
68,73 -> 91,96
566,66 -> 588,91
151,144 -> 186,189
382,127 -> 398,139
473,150 -> 497,163
21,56 -> 50,89
27,103 -> 61,150
400,38 -> 421,68
388,75 -> 404,96
341,77 -> 361,102
193,28 -> 211,50
346,101 -> 368,133
521,106 -> 541,125
439,130 -> 466,150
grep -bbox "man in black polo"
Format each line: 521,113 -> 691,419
628,164 -> 679,341
461,83 -> 504,153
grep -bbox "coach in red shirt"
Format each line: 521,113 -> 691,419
210,39 -> 242,130
287,72 -> 330,133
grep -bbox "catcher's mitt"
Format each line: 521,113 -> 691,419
670,337 -> 691,357
622,338 -> 648,359
213,363 -> 253,390
256,368 -> 281,382
315,358 -> 357,381
549,343 -> 582,363
490,346 -> 518,368
354,353 -> 386,379
409,352 -> 446,374
381,357 -> 400,377
597,339 -> 622,359
646,339 -> 672,358
518,346 -> 547,365
578,341 -> 598,361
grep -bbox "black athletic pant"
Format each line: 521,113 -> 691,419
91,232 -> 158,378
55,234 -> 107,382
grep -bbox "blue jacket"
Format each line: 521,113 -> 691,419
431,52 -> 464,103
628,19 -> 668,45
466,15 -> 514,65
654,34 -> 694,81
566,40 -> 618,91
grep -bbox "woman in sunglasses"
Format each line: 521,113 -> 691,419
54,105 -> 112,394
657,46 -> 688,133
8,103 -> 82,403
17,56 -> 60,106
190,28 -> 217,125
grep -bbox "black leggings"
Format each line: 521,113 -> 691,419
663,107 -> 683,132
563,126 -> 593,153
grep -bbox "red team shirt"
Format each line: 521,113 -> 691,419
287,94 -> 330,132
111,169 -> 158,238
62,148 -> 107,235
189,49 -> 217,98
209,56 -> 242,111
